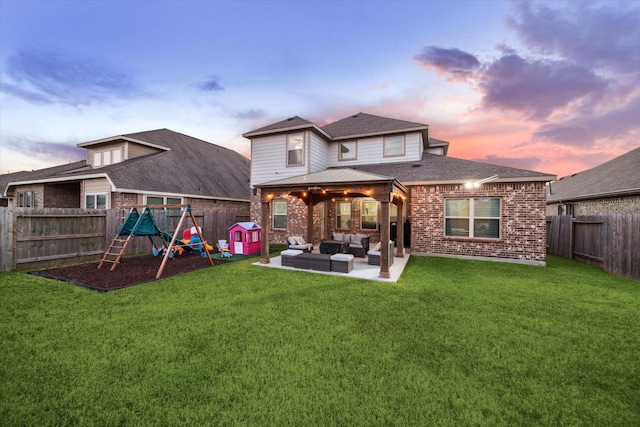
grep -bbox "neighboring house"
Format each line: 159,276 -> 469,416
547,146 -> 640,216
1,129 -> 250,215
244,112 -> 556,268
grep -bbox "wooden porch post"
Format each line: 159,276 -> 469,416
396,198 -> 404,258
307,198 -> 314,249
379,200 -> 391,279
260,200 -> 270,264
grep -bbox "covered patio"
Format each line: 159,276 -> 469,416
255,169 -> 409,279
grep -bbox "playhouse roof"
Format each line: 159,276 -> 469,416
228,221 -> 261,231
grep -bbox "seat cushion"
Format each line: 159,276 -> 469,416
330,253 -> 354,261
281,249 -> 303,256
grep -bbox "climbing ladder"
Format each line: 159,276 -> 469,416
99,235 -> 134,271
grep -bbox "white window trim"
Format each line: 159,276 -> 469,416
86,193 -> 109,209
445,198 -> 501,239
336,200 -> 351,230
273,199 -> 288,230
286,133 -> 305,167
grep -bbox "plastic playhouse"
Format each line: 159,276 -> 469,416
228,222 -> 262,255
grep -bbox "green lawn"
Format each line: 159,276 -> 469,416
1,254 -> 638,426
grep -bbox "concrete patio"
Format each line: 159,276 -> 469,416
253,250 -> 410,283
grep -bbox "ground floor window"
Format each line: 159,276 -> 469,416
17,191 -> 38,207
361,199 -> 377,230
86,194 -> 107,209
273,199 -> 287,229
445,198 -> 500,238
336,201 -> 351,229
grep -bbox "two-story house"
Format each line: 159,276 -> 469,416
244,112 -> 556,273
2,128 -> 251,215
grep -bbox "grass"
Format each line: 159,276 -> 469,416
1,254 -> 638,426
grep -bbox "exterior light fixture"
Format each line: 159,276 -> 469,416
464,175 -> 498,189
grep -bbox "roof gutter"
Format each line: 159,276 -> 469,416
115,188 -> 250,203
402,175 -> 557,186
547,187 -> 640,204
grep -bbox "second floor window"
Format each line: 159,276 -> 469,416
339,141 -> 357,161
287,133 -> 304,166
384,135 -> 405,157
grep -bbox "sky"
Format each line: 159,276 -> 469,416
1,0 -> 638,178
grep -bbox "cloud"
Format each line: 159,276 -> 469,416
198,76 -> 224,91
479,54 -> 607,120
3,136 -> 84,163
508,1 -> 640,74
534,95 -> 640,146
414,46 -> 480,80
233,109 -> 266,120
2,47 -> 142,105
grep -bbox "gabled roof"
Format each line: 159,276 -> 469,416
321,112 -> 428,140
243,112 -> 431,143
547,146 -> 640,203
4,129 -> 251,202
347,152 -> 555,184
242,116 -> 330,139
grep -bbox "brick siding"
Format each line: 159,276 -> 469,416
547,194 -> 640,216
411,182 -> 547,263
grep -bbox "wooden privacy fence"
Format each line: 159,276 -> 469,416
546,215 -> 640,281
0,207 -> 249,273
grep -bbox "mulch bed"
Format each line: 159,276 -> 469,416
31,253 -> 230,292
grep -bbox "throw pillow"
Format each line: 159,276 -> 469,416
352,234 -> 365,245
296,236 -> 306,245
288,236 -> 298,245
373,241 -> 381,251
333,232 -> 344,241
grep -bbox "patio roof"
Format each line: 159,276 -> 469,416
255,168 -> 409,279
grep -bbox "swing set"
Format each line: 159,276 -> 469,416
98,204 -> 213,279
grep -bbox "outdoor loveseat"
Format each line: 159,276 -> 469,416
327,232 -> 370,257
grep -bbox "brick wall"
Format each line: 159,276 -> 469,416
410,182 -> 548,264
547,194 -> 640,216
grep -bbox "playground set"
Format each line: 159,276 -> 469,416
99,204 -> 218,279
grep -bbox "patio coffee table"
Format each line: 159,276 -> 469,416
319,240 -> 349,255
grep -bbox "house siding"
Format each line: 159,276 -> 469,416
309,132 -> 329,172
326,132 -> 422,167
410,182 -> 548,264
250,133 -> 309,187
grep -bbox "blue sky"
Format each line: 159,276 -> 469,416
1,0 -> 638,178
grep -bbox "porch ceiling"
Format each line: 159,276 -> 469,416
255,168 -> 408,204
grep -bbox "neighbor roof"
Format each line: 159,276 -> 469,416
348,152 -> 556,184
4,129 -> 251,201
547,146 -> 640,203
242,116 -> 329,139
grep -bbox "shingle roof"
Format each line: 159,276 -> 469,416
346,152 -> 555,183
1,161 -> 86,197
321,112 -> 428,139
242,116 -> 317,137
547,146 -> 640,202
4,129 -> 251,201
